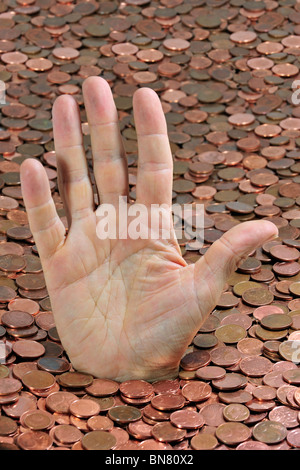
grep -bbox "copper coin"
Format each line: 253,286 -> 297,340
196,366 -> 226,381
87,415 -> 114,432
21,409 -> 54,431
242,288 -> 274,306
269,405 -> 299,428
12,362 -> 38,381
53,424 -> 83,445
210,346 -> 241,367
119,380 -> 154,399
45,391 -> 77,414
138,439 -> 172,450
0,286 -> 16,302
182,381 -> 212,402
212,373 -> 247,391
16,273 -> 46,291
143,404 -> 171,422
220,313 -> 252,331
151,421 -> 186,443
22,370 -> 56,391
287,428 -> 300,448
199,403 -> 226,427
37,357 -> 70,374
260,314 -> 292,331
127,420 -> 153,440
236,440 -> 270,450
190,433 -> 218,450
12,340 -> 45,359
219,390 -> 253,405
170,409 -> 205,429
223,404 -> 250,422
180,350 -> 211,370
69,398 -> 100,419
252,420 -> 287,444
279,341 -> 300,362
1,310 -> 34,329
252,386 -> 277,401
0,378 -> 22,395
270,245 -> 300,262
57,372 -> 93,388
216,422 -> 251,445
215,324 -> 247,344
52,47 -> 79,60
16,431 -> 53,450
294,389 -> 300,406
239,356 -> 273,377
237,338 -> 263,356
85,378 -> 119,397
151,393 -> 185,411
2,392 -> 37,419
0,254 -> 26,272
253,305 -> 285,321
282,369 -> 300,386
0,365 -> 9,379
108,406 -> 142,424
8,298 -> 39,315
152,379 -> 180,395
91,396 -> 116,413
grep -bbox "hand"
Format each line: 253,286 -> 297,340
20,76 -> 278,382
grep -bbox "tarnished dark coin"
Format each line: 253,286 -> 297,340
108,406 -> 142,424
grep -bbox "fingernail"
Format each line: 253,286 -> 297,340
268,230 -> 279,241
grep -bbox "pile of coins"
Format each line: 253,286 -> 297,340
0,0 -> 299,451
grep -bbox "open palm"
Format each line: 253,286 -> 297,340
20,77 -> 277,381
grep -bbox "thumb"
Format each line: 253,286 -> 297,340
194,220 -> 278,313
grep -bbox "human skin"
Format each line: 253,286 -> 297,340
20,76 -> 278,382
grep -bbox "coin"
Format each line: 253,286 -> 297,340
151,393 -> 185,411
119,380 -> 154,399
287,429 -> 300,448
87,415 -> 114,432
215,324 -> 247,343
212,373 -> 247,391
108,405 -> 142,424
199,403 -> 226,427
22,370 -> 56,392
260,314 -> 293,331
85,379 -> 119,397
12,340 -> 45,359
53,424 -> 83,446
181,381 -> 212,402
180,350 -> 211,371
223,404 -> 250,422
196,366 -> 226,381
215,422 -> 251,445
1,310 -> 34,329
21,410 -> 54,431
239,356 -> 273,377
57,372 -> 93,389
170,409 -> 204,430
252,420 -> 287,444
151,422 -> 186,443
69,398 -> 101,419
81,430 -> 117,450
16,431 -> 53,450
279,341 -> 300,362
